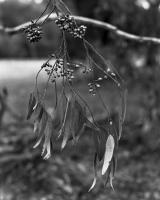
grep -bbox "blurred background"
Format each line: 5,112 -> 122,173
1,0 -> 160,199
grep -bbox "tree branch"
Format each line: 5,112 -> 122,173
0,13 -> 160,44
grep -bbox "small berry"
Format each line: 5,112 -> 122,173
55,15 -> 87,39
96,84 -> 101,88
24,22 -> 43,43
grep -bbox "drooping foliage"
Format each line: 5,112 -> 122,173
25,0 -> 127,190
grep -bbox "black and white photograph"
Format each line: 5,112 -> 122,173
0,0 -> 160,199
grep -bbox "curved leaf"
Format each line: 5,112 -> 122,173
108,122 -> 118,148
88,177 -> 96,192
38,106 -> 44,122
38,110 -> 48,138
60,97 -> 87,148
33,119 -> 39,135
104,164 -> 111,187
33,135 -> 43,149
88,153 -> 98,192
41,119 -> 53,159
118,114 -> 123,140
109,157 -> 116,191
93,127 -> 108,162
121,88 -> 127,123
33,110 -> 48,149
71,99 -> 86,141
26,93 -> 36,120
102,134 -> 115,175
61,97 -> 72,149
118,87 -> 127,140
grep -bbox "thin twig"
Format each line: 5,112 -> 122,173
1,13 -> 160,45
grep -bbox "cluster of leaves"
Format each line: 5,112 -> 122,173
25,0 -> 127,191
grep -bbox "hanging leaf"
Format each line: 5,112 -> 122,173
41,119 -> 54,159
88,177 -> 96,192
118,113 -> 123,140
33,109 -> 46,149
33,119 -> 39,135
93,131 -> 100,159
109,173 -> 114,191
48,106 -> 61,132
37,110 -> 48,139
121,88 -> 127,123
118,87 -> 127,140
26,93 -> 36,120
33,135 -> 43,149
88,153 -> 98,192
38,106 -> 44,122
33,107 -> 59,158
32,104 -> 45,137
61,97 -> 72,149
93,127 -> 108,162
102,134 -> 115,175
108,122 -> 118,148
104,164 -> 111,187
109,158 -> 116,191
111,156 -> 117,178
71,99 -> 87,142
57,95 -> 68,139
74,124 -> 86,143
60,96 -> 87,149
85,118 -> 100,132
33,102 -> 42,118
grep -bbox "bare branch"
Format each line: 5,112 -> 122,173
1,13 -> 160,45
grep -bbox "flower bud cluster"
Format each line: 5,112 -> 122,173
24,22 -> 43,43
55,14 -> 87,39
43,59 -> 75,83
88,77 -> 103,96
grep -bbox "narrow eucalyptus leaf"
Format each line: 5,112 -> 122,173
42,119 -> 53,159
109,172 -> 115,191
38,106 -> 44,122
39,111 -> 48,138
86,119 -> 100,132
33,135 -> 43,149
74,124 -> 86,143
71,99 -> 86,141
93,131 -> 100,159
121,88 -> 127,123
88,177 -> 97,192
102,135 -> 115,175
112,156 -> 117,177
118,114 -> 123,140
33,120 -> 39,134
61,97 -> 72,149
58,97 -> 69,139
109,123 -> 119,148
109,158 -> 116,191
27,93 -> 36,120
93,127 -> 108,162
104,165 -> 111,187
88,153 -> 98,192
34,102 -> 41,116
